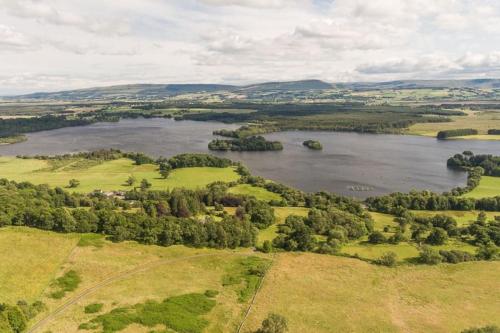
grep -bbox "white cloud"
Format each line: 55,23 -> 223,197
0,24 -> 32,51
0,0 -> 130,35
1,0 -> 500,94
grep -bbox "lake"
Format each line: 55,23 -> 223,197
0,118 -> 499,198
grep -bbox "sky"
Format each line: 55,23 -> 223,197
1,0 -> 500,94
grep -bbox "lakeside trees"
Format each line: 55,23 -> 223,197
209,136 -> 283,151
437,128 -> 478,139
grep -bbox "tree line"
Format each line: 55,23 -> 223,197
208,136 -> 283,151
437,128 -> 478,139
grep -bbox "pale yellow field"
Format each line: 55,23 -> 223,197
408,110 -> 500,139
0,227 -> 80,303
243,253 -> 500,333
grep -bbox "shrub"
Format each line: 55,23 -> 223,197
84,303 -> 104,314
426,227 -> 448,245
439,250 -> 475,264
368,231 -> 386,244
418,246 -> 442,265
376,252 -> 398,267
204,290 -> 219,298
260,240 -> 273,253
256,313 -> 288,333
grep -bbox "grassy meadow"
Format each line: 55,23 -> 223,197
463,176 -> 500,198
3,227 -> 499,333
407,110 -> 500,139
243,252 -> 500,333
0,227 -> 266,333
0,157 -> 240,192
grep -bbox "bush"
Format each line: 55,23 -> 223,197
439,250 -> 475,264
426,227 -> 448,245
376,252 -> 398,267
260,240 -> 273,253
84,303 -> 104,314
204,290 -> 219,298
368,231 -> 386,244
487,129 -> 500,135
256,313 -> 288,333
418,246 -> 442,265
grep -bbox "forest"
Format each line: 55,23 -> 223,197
208,136 -> 283,151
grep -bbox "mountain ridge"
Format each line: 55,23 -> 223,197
4,79 -> 500,101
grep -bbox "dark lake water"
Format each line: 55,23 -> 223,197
1,118 -> 499,198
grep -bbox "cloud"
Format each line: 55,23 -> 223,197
0,24 -> 33,51
2,0 -> 500,94
356,53 -> 500,78
197,0 -> 296,8
0,0 -> 130,35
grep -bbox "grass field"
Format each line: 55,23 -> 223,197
370,212 -> 400,231
407,110 -> 500,139
1,227 -> 499,333
463,176 -> 500,198
342,241 -> 420,261
0,228 -> 80,304
243,253 -> 500,333
0,227 -> 266,333
228,184 -> 282,202
0,157 -> 240,192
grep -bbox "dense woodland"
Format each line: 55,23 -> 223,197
0,115 -> 96,138
181,103 -> 455,134
437,128 -> 479,139
208,136 -> 283,151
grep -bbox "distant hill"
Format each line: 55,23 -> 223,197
6,80 -> 333,101
10,84 -> 237,101
335,79 -> 500,90
240,80 -> 333,92
5,79 -> 500,101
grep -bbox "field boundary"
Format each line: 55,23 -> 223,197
236,253 -> 276,333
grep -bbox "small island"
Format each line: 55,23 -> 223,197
303,140 -> 323,150
209,135 -> 283,151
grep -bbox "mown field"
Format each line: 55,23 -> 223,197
0,157 -> 240,192
463,176 -> 500,198
2,227 -> 499,333
407,110 -> 500,139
